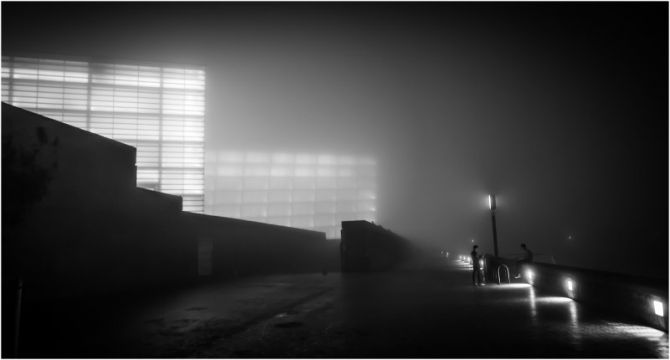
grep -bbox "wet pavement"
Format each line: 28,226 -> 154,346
18,257 -> 668,357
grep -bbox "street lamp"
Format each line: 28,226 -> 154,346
489,194 -> 499,257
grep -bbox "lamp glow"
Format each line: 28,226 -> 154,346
487,193 -> 499,256
566,279 -> 574,292
488,194 -> 496,211
653,300 -> 664,317
526,270 -> 534,281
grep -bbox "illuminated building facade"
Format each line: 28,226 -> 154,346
1,55 -> 377,236
205,151 -> 377,238
1,56 -> 205,212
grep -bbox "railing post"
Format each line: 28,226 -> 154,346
497,264 -> 510,285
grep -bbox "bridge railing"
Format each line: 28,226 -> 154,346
483,256 -> 668,332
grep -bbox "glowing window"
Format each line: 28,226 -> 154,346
2,56 -> 205,213
205,151 -> 377,238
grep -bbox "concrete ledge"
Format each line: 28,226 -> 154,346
485,256 -> 668,332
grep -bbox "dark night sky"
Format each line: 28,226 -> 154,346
3,2 -> 668,278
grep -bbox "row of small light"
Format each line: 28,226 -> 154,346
458,255 -> 472,265
456,254 -> 486,274
524,268 -> 665,318
486,194 -> 666,323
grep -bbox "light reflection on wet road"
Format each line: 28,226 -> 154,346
202,258 -> 667,357
19,257 -> 668,357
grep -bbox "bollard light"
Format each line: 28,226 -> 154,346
653,300 -> 664,317
566,279 -> 574,292
526,269 -> 534,282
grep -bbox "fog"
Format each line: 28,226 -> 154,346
3,3 -> 667,277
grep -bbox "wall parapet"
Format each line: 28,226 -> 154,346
484,256 -> 668,332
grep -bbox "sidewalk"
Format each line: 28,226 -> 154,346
16,258 -> 669,357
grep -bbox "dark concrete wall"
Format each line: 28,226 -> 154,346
2,102 -> 342,356
340,220 -> 412,272
2,103 -> 195,300
184,212 -> 337,278
3,103 -> 338,302
485,256 -> 668,332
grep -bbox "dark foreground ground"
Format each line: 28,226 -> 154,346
15,256 -> 669,358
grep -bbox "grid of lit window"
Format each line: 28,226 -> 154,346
205,151 -> 377,238
1,56 -> 205,212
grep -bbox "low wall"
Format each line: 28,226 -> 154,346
2,103 -> 343,356
340,220 -> 412,272
484,256 -> 668,332
2,104 -> 196,301
184,213 -> 337,278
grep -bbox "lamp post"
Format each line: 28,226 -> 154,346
488,194 -> 499,257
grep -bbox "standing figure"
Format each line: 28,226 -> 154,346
471,245 -> 483,286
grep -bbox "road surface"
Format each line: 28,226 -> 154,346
18,256 -> 668,357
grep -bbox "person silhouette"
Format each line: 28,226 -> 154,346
470,245 -> 483,286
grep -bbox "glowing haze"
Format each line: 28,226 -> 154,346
2,3 -> 667,277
